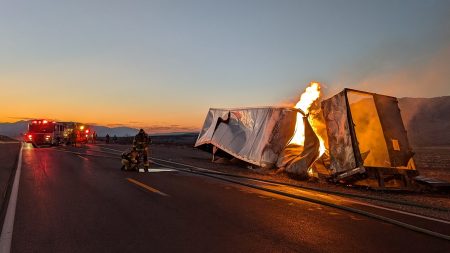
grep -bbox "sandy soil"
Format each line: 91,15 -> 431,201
414,146 -> 450,182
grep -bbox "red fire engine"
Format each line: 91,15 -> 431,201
25,120 -> 94,147
25,119 -> 65,146
62,122 -> 93,144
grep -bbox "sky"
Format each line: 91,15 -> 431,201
1,0 -> 449,132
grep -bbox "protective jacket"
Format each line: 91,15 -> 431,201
133,132 -> 150,150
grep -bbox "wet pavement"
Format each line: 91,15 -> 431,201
5,143 -> 450,252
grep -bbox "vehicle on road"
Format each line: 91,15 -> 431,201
25,119 -> 65,147
61,122 -> 93,145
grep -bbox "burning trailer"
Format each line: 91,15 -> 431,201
321,88 -> 417,188
195,83 -> 419,189
195,83 -> 326,178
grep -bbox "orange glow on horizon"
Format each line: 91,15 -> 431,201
0,111 -> 203,133
0,73 -> 205,133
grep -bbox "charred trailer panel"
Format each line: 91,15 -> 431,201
321,89 -> 418,189
195,107 -> 298,168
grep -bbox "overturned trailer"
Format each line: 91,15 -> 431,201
195,107 -> 298,168
321,88 -> 418,189
195,106 -> 329,178
195,88 -> 419,190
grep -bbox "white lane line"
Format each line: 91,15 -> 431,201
147,168 -> 176,173
345,199 -> 450,225
151,158 -> 216,173
96,146 -> 123,153
0,143 -> 23,253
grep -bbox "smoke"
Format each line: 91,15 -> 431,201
346,45 -> 450,98
331,26 -> 450,97
277,96 -> 298,108
331,6 -> 450,99
326,12 -> 450,146
333,42 -> 450,133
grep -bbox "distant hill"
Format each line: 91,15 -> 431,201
0,121 -> 28,138
398,96 -> 450,147
91,126 -> 138,137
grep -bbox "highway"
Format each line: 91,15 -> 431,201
2,143 -> 449,252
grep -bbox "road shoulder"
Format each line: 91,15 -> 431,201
0,142 -> 21,229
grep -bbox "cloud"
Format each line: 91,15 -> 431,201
99,122 -> 199,133
106,123 -> 128,127
7,116 -> 35,121
142,125 -> 199,133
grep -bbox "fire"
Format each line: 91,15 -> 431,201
289,82 -> 326,157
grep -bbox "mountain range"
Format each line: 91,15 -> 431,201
1,96 -> 449,147
398,96 -> 450,147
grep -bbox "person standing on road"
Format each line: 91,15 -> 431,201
113,135 -> 118,144
106,134 -> 110,144
133,129 -> 151,170
71,131 -> 77,147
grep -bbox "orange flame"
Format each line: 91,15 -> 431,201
289,82 -> 326,157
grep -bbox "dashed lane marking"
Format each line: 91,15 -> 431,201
126,178 -> 169,197
77,155 -> 89,161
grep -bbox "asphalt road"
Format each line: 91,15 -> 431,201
6,143 -> 450,252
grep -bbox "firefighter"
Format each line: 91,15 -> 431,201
121,148 -> 138,171
70,131 -> 77,147
133,129 -> 151,170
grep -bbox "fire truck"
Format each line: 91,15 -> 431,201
62,122 -> 93,144
25,119 -> 65,146
25,120 -> 94,147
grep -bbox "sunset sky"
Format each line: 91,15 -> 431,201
1,0 -> 449,132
